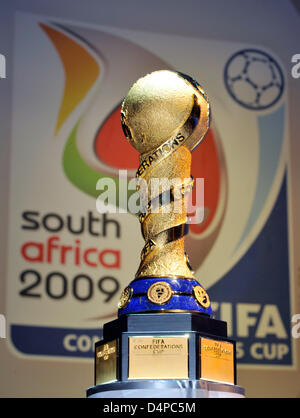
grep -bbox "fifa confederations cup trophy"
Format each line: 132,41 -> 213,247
87,70 -> 244,398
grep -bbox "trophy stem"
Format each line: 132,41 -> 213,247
136,144 -> 195,279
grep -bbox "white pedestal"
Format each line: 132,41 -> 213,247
87,379 -> 245,398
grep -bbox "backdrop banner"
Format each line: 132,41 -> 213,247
7,12 -> 293,368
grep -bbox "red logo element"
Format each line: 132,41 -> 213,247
95,105 -> 139,170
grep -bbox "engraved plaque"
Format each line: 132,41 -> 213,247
200,337 -> 234,384
129,336 -> 189,379
95,339 -> 118,385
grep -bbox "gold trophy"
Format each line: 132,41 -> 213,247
118,70 -> 212,314
88,71 -> 244,398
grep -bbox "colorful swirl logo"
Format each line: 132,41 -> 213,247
41,22 -> 228,273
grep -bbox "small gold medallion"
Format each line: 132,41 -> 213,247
118,286 -> 133,310
147,281 -> 173,305
184,252 -> 194,272
193,285 -> 210,309
200,338 -> 234,384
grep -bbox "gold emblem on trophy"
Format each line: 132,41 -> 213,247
97,343 -> 116,361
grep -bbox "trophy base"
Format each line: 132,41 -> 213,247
87,379 -> 245,398
89,313 -> 243,397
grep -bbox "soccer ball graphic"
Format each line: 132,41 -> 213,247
224,49 -> 284,110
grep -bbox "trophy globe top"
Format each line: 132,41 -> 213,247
121,70 -> 211,155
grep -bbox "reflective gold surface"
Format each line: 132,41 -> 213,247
193,285 -> 210,309
147,281 -> 174,304
128,336 -> 189,379
118,286 -> 133,310
200,338 -> 234,384
121,70 -> 210,280
121,70 -> 210,154
95,340 -> 118,385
